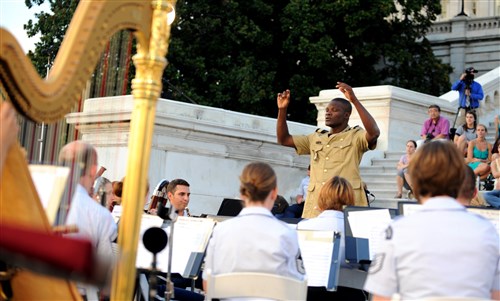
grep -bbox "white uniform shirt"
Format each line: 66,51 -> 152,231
203,206 -> 305,281
298,176 -> 310,199
364,196 -> 500,300
65,184 -> 118,300
297,210 -> 348,267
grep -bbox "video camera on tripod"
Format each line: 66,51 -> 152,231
463,67 -> 478,90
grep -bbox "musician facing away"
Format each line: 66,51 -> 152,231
364,141 -> 499,300
59,141 -> 117,301
202,162 -> 305,292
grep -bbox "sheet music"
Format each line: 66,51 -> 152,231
297,230 -> 335,287
168,217 -> 216,273
136,214 -> 166,270
402,203 -> 423,216
111,205 -> 123,224
28,164 -> 70,224
347,209 -> 392,259
467,208 -> 500,235
136,216 -> 215,273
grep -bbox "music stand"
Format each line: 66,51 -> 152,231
216,198 -> 243,217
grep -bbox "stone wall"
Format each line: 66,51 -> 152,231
427,16 -> 500,81
66,96 -> 313,216
66,68 -> 499,215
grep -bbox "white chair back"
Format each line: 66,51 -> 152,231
392,296 -> 490,301
205,269 -> 308,301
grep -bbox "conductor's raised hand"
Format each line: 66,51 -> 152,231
336,82 -> 357,102
277,89 -> 291,109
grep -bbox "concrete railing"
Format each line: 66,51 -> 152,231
66,67 -> 499,214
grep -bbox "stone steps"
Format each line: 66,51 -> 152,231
360,122 -> 497,210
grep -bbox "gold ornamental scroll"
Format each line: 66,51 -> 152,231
0,1 -> 176,300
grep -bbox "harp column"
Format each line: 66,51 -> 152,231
111,1 -> 176,300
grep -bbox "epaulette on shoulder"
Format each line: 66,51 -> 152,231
315,128 -> 328,134
351,125 -> 364,132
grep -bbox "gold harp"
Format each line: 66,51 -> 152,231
0,0 -> 176,300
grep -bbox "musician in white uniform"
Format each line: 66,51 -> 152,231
59,141 -> 117,301
364,141 -> 500,301
297,176 -> 354,267
203,162 -> 305,291
298,176 -> 366,300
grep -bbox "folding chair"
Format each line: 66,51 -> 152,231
205,269 -> 308,301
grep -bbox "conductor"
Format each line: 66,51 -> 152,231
276,82 -> 380,218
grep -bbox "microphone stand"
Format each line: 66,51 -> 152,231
149,252 -> 159,301
142,227 -> 168,301
165,208 -> 178,301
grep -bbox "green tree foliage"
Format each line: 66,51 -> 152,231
25,0 -> 451,124
24,0 -> 79,75
164,0 -> 451,123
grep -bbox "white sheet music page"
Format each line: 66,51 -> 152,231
297,230 -> 334,287
347,209 -> 392,259
28,164 -> 70,224
402,203 -> 423,216
136,216 -> 216,273
136,214 -> 165,270
168,216 -> 216,273
111,205 -> 122,223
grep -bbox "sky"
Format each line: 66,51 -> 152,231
0,1 -> 50,53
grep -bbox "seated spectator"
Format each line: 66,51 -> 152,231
296,165 -> 310,205
417,104 -> 450,148
271,195 -> 289,216
364,141 -> 499,300
492,137 -> 500,162
484,142 -> 500,208
395,140 -> 416,198
281,165 -> 310,218
467,124 -> 492,180
457,165 -> 478,206
495,114 -> 499,141
453,110 -> 477,155
203,162 -> 305,290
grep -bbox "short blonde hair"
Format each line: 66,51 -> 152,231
317,176 -> 354,211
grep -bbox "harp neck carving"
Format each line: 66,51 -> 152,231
0,0 -> 153,123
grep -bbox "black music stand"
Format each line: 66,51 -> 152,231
216,198 -> 243,216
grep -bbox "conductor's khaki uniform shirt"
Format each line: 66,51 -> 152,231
293,126 -> 369,218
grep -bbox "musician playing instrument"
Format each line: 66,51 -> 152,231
166,179 -> 192,217
59,141 -> 118,300
202,162 -> 305,292
364,141 -> 499,300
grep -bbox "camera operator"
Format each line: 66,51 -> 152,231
451,67 -> 484,124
